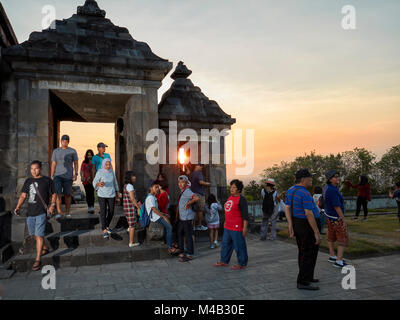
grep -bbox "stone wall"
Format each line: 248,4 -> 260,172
248,195 -> 398,219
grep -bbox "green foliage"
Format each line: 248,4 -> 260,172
243,180 -> 262,200
252,146 -> 400,196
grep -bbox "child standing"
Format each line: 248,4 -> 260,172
123,171 -> 141,247
205,194 -> 222,248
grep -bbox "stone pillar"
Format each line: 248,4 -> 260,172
123,87 -> 159,201
0,78 -> 18,213
16,79 -> 50,199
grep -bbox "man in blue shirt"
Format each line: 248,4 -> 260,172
285,169 -> 321,291
92,142 -> 112,173
323,169 -> 349,269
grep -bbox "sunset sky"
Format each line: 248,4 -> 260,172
3,0 -> 400,183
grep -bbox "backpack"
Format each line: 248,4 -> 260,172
139,195 -> 153,228
318,195 -> 325,209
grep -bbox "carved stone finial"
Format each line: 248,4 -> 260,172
171,61 -> 192,80
77,0 -> 106,18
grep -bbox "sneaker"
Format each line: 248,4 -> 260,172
214,240 -> 219,247
103,232 -> 109,239
55,214 -> 64,220
88,207 -> 94,214
333,261 -> 348,269
210,244 -> 216,249
198,225 -> 208,231
66,213 -> 72,218
129,243 -> 140,248
328,256 -> 337,263
297,283 -> 319,290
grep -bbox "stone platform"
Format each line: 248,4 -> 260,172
8,204 -> 176,272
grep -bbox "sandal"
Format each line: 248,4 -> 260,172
168,247 -> 180,255
32,260 -> 41,271
41,248 -> 49,256
214,261 -> 229,267
179,255 -> 190,262
231,264 -> 247,270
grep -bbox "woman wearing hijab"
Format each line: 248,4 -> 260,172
93,158 -> 121,239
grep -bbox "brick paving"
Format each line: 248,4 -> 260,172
1,234 -> 399,300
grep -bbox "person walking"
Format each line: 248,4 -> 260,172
50,134 -> 78,219
260,178 -> 279,241
145,181 -> 178,255
92,142 -> 112,174
14,161 -> 56,271
204,194 -> 222,248
176,175 -> 199,261
93,159 -> 121,239
123,171 -> 141,247
80,149 -> 95,214
189,164 -> 210,231
278,192 -> 286,221
313,186 -> 326,234
284,169 -> 321,290
324,170 -> 350,269
346,175 -> 371,221
214,179 -> 249,270
389,182 -> 400,232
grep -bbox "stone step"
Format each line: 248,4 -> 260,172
21,227 -> 147,254
10,242 -> 173,273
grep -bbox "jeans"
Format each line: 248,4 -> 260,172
355,196 -> 368,218
220,228 -> 248,266
293,217 -> 320,285
157,217 -> 173,249
178,220 -> 194,255
260,210 -> 278,240
98,197 -> 115,230
84,184 -> 95,208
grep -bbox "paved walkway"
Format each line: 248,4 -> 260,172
1,234 -> 399,300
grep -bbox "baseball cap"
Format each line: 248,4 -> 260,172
266,178 -> 276,185
61,135 -> 70,141
178,175 -> 189,183
295,168 -> 312,180
97,142 -> 108,148
325,169 -> 340,180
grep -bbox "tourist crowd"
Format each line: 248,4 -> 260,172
13,134 -> 400,291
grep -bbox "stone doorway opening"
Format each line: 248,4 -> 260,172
48,90 -> 128,194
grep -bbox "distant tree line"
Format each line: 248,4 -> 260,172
243,145 -> 400,201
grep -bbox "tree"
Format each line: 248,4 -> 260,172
377,145 -> 400,189
243,180 -> 262,201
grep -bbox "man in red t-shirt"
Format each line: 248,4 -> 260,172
214,179 -> 249,270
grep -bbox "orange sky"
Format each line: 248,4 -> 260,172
6,0 -> 400,184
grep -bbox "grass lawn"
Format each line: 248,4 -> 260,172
275,214 -> 400,258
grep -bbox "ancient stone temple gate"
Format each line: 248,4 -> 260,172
0,0 -> 235,266
0,0 -> 172,206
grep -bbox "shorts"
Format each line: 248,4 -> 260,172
195,194 -> 206,213
207,222 -> 220,229
27,213 -> 47,237
53,176 -> 73,195
327,219 -> 349,247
